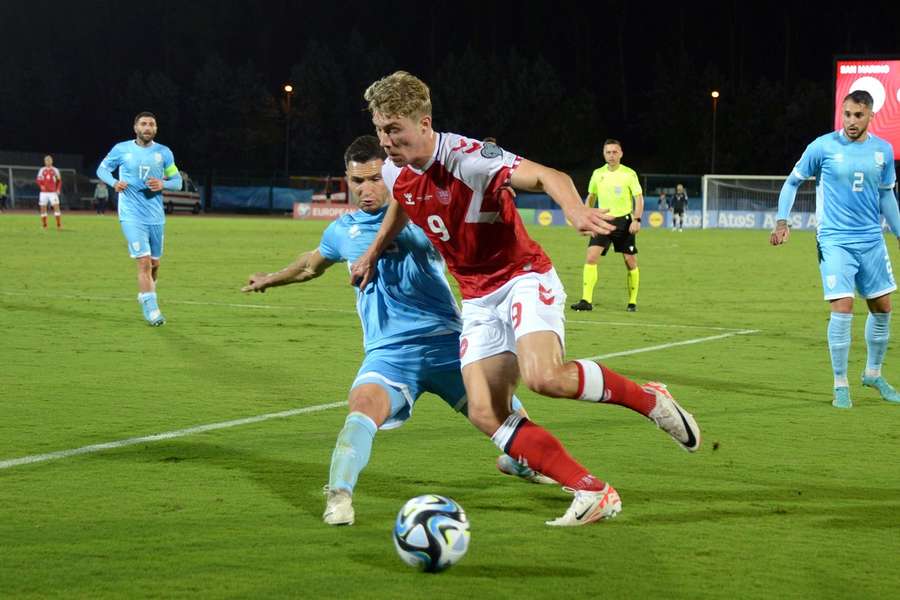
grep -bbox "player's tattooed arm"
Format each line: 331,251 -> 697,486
769,220 -> 791,246
242,250 -> 335,292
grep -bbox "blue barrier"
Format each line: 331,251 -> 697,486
212,186 -> 313,211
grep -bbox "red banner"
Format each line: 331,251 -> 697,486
835,59 -> 900,152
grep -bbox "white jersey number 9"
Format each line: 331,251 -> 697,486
427,214 -> 451,241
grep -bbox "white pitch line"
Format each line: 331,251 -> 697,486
1,329 -> 760,472
0,401 -> 346,471
569,319 -> 750,332
585,329 -> 759,361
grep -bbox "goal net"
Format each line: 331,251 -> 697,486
701,174 -> 818,229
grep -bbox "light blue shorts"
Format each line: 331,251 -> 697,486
818,240 -> 897,301
121,221 -> 164,259
352,334 -> 467,430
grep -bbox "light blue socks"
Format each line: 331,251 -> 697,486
328,412 -> 377,494
827,312 -> 853,388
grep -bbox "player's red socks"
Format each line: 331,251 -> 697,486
503,419 -> 605,491
573,359 -> 656,416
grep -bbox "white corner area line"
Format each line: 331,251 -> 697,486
0,401 -> 346,471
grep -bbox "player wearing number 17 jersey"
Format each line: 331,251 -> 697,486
771,90 -> 900,409
97,112 -> 182,326
351,71 -> 701,527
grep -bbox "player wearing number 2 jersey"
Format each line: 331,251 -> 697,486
351,71 -> 702,527
772,90 -> 900,409
97,112 -> 182,326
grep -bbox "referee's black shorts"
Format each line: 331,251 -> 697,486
588,215 -> 637,256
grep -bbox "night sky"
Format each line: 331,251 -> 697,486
2,1 -> 899,178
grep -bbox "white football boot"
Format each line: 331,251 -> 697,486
645,382 -> 701,452
546,484 -> 622,527
322,486 -> 354,526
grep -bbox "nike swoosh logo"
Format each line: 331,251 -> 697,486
672,404 -> 698,450
575,505 -> 594,521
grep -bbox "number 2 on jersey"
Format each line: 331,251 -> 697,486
852,171 -> 864,192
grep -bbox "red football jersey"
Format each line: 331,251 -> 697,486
383,132 -> 552,299
36,166 -> 61,193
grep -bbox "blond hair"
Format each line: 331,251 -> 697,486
364,71 -> 432,119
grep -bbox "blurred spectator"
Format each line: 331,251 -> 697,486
0,181 -> 8,212
93,181 -> 109,215
657,190 -> 668,211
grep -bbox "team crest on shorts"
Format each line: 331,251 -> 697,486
826,275 -> 837,290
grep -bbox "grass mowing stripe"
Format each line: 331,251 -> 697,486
0,401 -> 346,470
1,331 -> 756,471
0,289 -> 357,313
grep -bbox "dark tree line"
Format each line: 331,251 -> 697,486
0,1 -> 863,184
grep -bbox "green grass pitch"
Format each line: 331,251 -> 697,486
1,213 -> 898,599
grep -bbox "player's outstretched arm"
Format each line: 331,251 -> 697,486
242,249 -> 334,293
350,198 -> 408,289
510,159 -> 614,236
771,172 -> 805,246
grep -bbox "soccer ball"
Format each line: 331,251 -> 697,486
392,494 -> 470,573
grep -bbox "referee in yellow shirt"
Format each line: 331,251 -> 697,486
571,139 -> 644,312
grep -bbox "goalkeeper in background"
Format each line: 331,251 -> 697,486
771,90 -> 900,408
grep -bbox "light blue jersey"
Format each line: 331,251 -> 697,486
318,206 -> 462,352
97,140 -> 181,225
790,131 -> 897,246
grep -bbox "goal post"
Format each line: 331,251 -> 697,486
701,174 -> 818,230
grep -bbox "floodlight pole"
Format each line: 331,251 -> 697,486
711,90 -> 720,174
284,84 -> 294,178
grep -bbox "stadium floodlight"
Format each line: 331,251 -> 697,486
284,84 -> 294,177
710,91 -> 720,174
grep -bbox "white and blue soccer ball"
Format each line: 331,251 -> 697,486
392,494 -> 470,573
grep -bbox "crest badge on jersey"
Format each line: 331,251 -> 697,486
436,189 -> 451,205
875,152 -> 885,167
154,153 -> 163,164
348,224 -> 361,239
480,142 -> 503,159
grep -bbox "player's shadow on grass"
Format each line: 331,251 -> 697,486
97,439 -> 332,520
0,299 -> 134,323
156,326 -> 313,388
619,368 -> 824,404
